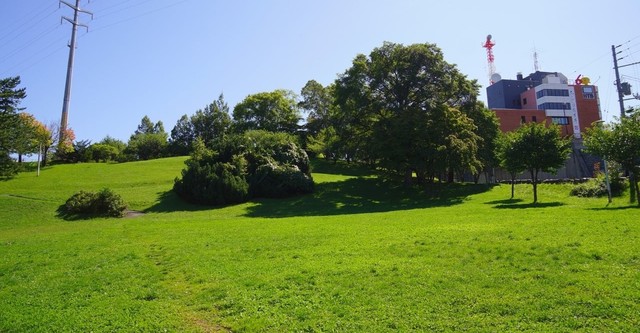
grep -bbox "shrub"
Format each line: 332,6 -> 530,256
62,188 -> 127,218
570,172 -> 628,198
174,160 -> 249,206
173,131 -> 314,205
95,188 -> 128,217
64,190 -> 99,214
570,178 -> 607,198
249,161 -> 314,198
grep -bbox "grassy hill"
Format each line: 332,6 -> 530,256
1,157 -> 638,332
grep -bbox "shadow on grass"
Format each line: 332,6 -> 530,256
310,159 -> 376,177
492,201 -> 565,209
143,178 -> 495,218
484,198 -> 524,205
144,190 -> 224,213
243,177 -> 496,218
589,205 -> 640,211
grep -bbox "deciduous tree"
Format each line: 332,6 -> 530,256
233,90 -> 301,134
332,42 -> 483,183
584,115 -> 640,205
499,122 -> 572,203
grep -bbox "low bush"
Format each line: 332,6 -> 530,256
62,188 -> 127,218
570,172 -> 627,198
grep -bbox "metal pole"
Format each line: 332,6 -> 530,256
59,0 -> 80,147
58,1 -> 92,148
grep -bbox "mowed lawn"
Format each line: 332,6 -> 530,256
0,157 -> 638,332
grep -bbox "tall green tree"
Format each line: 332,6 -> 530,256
461,101 -> 501,183
333,42 -> 483,183
584,115 -> 640,205
299,80 -> 333,136
0,76 -> 26,177
169,114 -> 194,156
500,122 -> 572,203
233,90 -> 301,134
192,94 -> 232,147
497,131 -> 526,199
127,116 -> 168,160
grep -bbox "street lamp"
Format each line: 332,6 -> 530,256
594,120 -> 612,204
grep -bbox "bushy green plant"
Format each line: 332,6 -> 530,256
95,188 -> 128,217
174,158 -> 249,205
570,178 -> 607,198
249,161 -> 314,198
570,171 -> 627,198
174,131 -> 314,205
64,190 -> 99,214
62,188 -> 127,218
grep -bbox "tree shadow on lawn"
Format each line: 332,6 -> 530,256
589,205 -> 640,211
243,177 -> 496,218
144,190 -> 222,213
490,201 -> 565,209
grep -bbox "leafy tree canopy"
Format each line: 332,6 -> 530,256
233,90 -> 301,134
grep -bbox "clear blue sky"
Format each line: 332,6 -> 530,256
2,0 -> 639,143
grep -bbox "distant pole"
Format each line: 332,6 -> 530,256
58,0 -> 92,147
612,44 -> 625,119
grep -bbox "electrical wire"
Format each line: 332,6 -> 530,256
0,23 -> 62,65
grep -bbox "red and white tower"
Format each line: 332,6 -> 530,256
482,34 -> 497,84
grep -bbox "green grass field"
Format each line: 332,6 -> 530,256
1,157 -> 638,332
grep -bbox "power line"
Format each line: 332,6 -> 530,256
0,4 -> 60,46
0,23 -> 62,65
0,3 -> 59,43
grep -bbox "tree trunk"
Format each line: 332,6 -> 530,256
404,168 -> 413,186
447,169 -> 454,183
630,170 -> 640,205
629,171 -> 637,204
18,154 -> 22,163
42,146 -> 49,167
531,169 -> 538,203
510,174 -> 515,199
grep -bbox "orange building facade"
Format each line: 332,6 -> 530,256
486,71 -> 601,138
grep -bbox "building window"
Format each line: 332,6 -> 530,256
536,89 -> 570,98
532,116 -> 537,122
523,98 -> 527,105
521,116 -> 526,124
582,86 -> 595,99
551,117 -> 570,125
538,102 -> 571,110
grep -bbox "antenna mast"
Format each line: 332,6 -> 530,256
482,34 -> 496,84
533,49 -> 540,72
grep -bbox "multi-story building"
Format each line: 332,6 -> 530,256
487,71 -> 601,139
486,71 -> 603,179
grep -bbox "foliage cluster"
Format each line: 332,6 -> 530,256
584,115 -> 640,205
174,131 -> 313,205
570,172 -> 627,198
497,122 -> 572,202
62,188 -> 128,218
303,42 -> 500,184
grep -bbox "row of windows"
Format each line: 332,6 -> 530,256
551,117 -> 570,125
538,102 -> 571,110
518,116 -> 570,125
536,89 -> 569,98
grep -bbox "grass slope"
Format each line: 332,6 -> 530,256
0,157 -> 638,332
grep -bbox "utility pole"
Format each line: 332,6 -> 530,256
58,0 -> 92,148
612,44 -> 626,119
